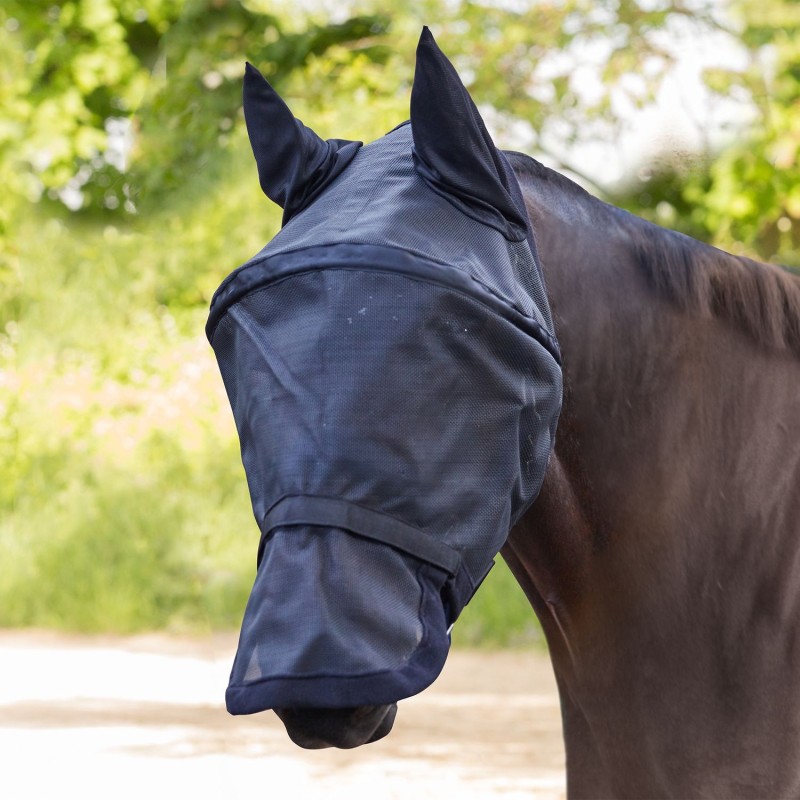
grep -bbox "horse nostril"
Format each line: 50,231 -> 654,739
367,702 -> 397,743
275,704 -> 397,749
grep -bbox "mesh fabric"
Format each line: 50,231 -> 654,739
208,117 -> 561,714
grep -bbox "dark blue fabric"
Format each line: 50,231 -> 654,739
209,28 -> 563,715
216,120 -> 557,340
226,549 -> 451,712
258,495 -> 462,575
243,63 -> 362,225
411,27 -> 529,240
207,242 -> 560,362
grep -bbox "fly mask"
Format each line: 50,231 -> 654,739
207,27 -> 562,715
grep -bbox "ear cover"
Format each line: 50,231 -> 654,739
243,62 -> 363,225
410,27 -> 529,240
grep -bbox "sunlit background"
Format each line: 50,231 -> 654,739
2,0 -> 798,642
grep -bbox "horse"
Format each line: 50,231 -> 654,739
502,152 -> 800,797
210,28 -> 800,799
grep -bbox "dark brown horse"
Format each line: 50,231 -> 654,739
220,31 -> 800,797
268,150 -> 800,793
504,151 -> 800,797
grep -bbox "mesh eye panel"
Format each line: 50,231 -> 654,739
211,268 -> 561,588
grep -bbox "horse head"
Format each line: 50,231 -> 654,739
207,28 -> 562,749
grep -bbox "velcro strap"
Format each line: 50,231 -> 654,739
259,495 -> 461,576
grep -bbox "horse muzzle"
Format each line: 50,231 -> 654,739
274,703 -> 398,749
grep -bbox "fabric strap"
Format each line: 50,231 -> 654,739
259,495 -> 462,576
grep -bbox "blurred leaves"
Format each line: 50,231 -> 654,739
1,0 -> 389,214
612,0 -> 800,267
6,0 -> 794,259
134,5 -> 391,207
3,0 -> 799,633
700,0 -> 800,266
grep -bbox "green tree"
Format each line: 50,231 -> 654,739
698,0 -> 800,266
611,0 -> 799,267
0,0 -> 389,213
3,0 -> 795,634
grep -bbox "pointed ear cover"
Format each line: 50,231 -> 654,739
410,27 -> 529,240
243,63 -> 362,225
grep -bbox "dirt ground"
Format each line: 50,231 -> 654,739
0,630 -> 566,799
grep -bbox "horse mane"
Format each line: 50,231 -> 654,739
506,151 -> 800,356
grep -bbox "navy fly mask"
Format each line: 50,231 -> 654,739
207,27 -> 562,714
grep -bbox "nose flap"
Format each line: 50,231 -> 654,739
226,526 -> 452,713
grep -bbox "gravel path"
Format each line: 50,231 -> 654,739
0,631 -> 566,799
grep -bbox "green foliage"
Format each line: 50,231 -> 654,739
1,139 -> 270,630
1,0 -> 388,213
1,432 -> 255,631
611,0 -> 800,268
698,0 -> 800,266
1,0 -> 179,205
439,0 -> 717,139
134,5 -> 391,208
452,559 -> 546,649
4,0 -> 796,639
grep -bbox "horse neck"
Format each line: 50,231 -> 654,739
511,170 -> 800,660
504,178 -> 664,655
507,169 -> 800,794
